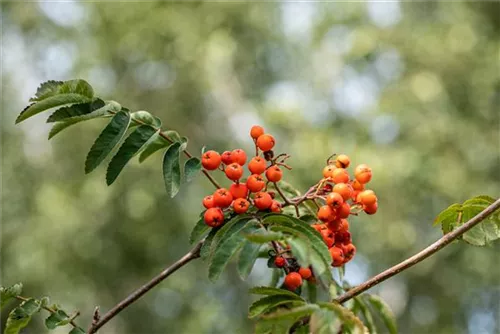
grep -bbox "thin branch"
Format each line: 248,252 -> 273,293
87,240 -> 204,334
335,198 -> 500,304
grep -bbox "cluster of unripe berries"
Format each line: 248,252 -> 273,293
201,126 -> 284,227
314,154 -> 378,269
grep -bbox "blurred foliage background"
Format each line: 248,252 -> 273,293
2,2 -> 499,333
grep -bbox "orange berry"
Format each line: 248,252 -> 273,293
322,164 -> 336,179
298,267 -> 312,280
250,125 -> 265,140
329,246 -> 345,267
358,190 -> 377,206
331,168 -> 349,184
202,195 -> 215,209
312,224 -> 326,232
274,256 -> 286,268
256,134 -> 275,152
317,205 -> 335,222
221,151 -> 233,165
248,156 -> 267,174
213,188 -> 233,208
204,207 -> 224,227
265,165 -> 283,182
363,202 -> 378,215
254,192 -> 273,210
246,174 -> 266,192
354,164 -> 372,184
351,180 -> 365,191
320,229 -> 335,247
327,219 -> 342,232
231,149 -> 247,165
225,163 -> 243,181
201,150 -> 221,170
270,200 -> 282,213
229,183 -> 248,199
335,154 -> 350,168
342,243 -> 356,263
337,202 -> 351,219
333,183 -> 353,201
339,219 -> 349,232
284,272 -> 303,291
326,192 -> 344,208
233,198 -> 250,214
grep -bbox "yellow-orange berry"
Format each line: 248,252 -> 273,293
337,202 -> 351,219
333,183 -> 353,201
317,205 -> 335,222
322,164 -> 336,179
335,154 -> 350,168
326,192 -> 344,208
358,190 -> 377,206
331,168 -> 349,184
354,164 -> 372,184
256,134 -> 275,152
250,125 -> 265,140
363,202 -> 378,215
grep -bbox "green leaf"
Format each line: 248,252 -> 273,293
249,295 -> 305,319
17,79 -> 94,123
162,142 -> 182,197
45,309 -> 69,329
200,228 -> 219,261
434,203 -> 461,234
299,214 -> 317,224
162,130 -> 182,142
318,302 -> 367,334
189,218 -> 210,245
138,133 -> 171,163
183,157 -> 201,183
47,99 -> 106,122
310,308 -> 342,334
48,101 -> 121,139
366,295 -> 397,334
69,328 -> 86,334
84,111 -> 131,174
462,204 -> 500,246
306,280 -> 317,303
261,304 -> 318,328
244,231 -> 284,243
354,296 -> 377,334
1,283 -> 23,309
287,237 -> 312,267
249,286 -> 303,299
270,269 -> 282,288
131,110 -> 162,127
106,125 -> 158,185
237,240 -> 262,279
209,215 -> 254,258
30,80 -> 64,102
463,195 -> 495,206
4,298 -> 41,334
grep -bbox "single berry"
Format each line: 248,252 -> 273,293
229,183 -> 248,199
204,207 -> 224,227
246,174 -> 266,192
225,163 -> 243,181
202,195 -> 215,209
333,183 -> 353,201
317,205 -> 335,222
284,272 -> 303,291
337,230 -> 351,245
320,229 -> 335,247
231,149 -> 247,165
354,164 -> 372,184
250,125 -> 265,140
351,179 -> 365,191
265,165 -> 283,182
329,246 -> 345,267
213,188 -> 233,208
298,267 -> 312,280
335,154 -> 350,168
248,156 -> 267,174
331,168 -> 349,184
336,202 -> 351,219
363,202 -> 378,215
322,164 -> 336,179
254,192 -> 273,210
233,198 -> 250,214
221,151 -> 233,165
326,192 -> 344,209
270,200 -> 282,213
339,219 -> 349,232
256,134 -> 275,152
201,150 -> 221,170
274,256 -> 286,268
342,243 -> 356,263
358,190 -> 377,206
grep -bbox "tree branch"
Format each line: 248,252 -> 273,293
87,240 -> 204,334
335,198 -> 500,304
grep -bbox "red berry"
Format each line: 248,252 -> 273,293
201,150 -> 221,170
298,267 -> 312,280
327,219 -> 342,232
246,174 -> 266,192
265,165 -> 283,182
250,125 -> 265,140
225,163 -> 243,181
363,202 -> 378,215
320,229 -> 335,247
213,188 -> 233,208
256,134 -> 275,152
233,198 -> 250,214
204,207 -> 224,227
202,195 -> 215,209
231,149 -> 247,165
342,243 -> 356,263
254,192 -> 273,210
270,200 -> 282,213
284,272 -> 302,290
221,151 -> 233,165
248,156 -> 267,174
329,246 -> 345,267
274,256 -> 286,268
229,183 -> 248,199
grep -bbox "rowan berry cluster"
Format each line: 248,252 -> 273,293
201,126 -> 286,227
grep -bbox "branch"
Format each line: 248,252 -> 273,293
335,198 -> 500,304
87,240 -> 204,334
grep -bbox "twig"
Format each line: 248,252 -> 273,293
87,240 -> 204,334
335,198 -> 500,304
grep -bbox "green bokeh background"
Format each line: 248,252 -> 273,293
1,2 -> 499,333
